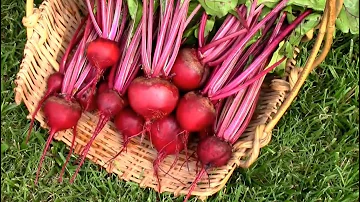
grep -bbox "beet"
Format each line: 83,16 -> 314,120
70,89 -> 125,183
170,48 -> 205,91
197,136 -> 232,167
26,72 -> 64,143
149,115 -> 188,192
114,107 -> 145,151
127,77 -> 179,121
76,83 -> 97,112
35,96 -> 82,184
86,37 -> 121,70
176,92 -> 216,132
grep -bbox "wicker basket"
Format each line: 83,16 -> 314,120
15,0 -> 341,200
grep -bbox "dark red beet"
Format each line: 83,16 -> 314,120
26,72 -> 64,143
35,96 -> 82,184
86,37 -> 121,70
170,48 -> 205,91
105,108 -> 146,165
197,136 -> 232,167
198,125 -> 213,140
70,89 -> 125,183
149,115 -> 187,192
97,82 -> 109,94
76,84 -> 97,112
183,136 -> 232,202
176,92 -> 216,132
199,66 -> 211,88
127,77 -> 179,120
114,107 -> 145,148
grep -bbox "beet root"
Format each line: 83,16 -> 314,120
35,96 -> 82,184
197,136 -> 232,167
176,92 -> 216,132
26,72 -> 64,143
170,48 -> 205,91
106,107 -> 146,164
70,90 -> 125,183
149,115 -> 188,192
86,37 -> 121,70
127,77 -> 179,121
184,136 -> 232,202
76,84 -> 97,112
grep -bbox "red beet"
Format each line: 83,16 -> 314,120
76,84 -> 97,112
149,115 -> 188,192
127,77 -> 179,121
114,107 -> 145,150
197,136 -> 232,167
26,72 -> 64,143
170,48 -> 205,91
176,92 -> 216,132
97,82 -> 109,94
70,89 -> 125,183
86,37 -> 121,70
35,96 -> 82,184
183,136 -> 232,202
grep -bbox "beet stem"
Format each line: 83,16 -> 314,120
218,9 -> 312,96
85,0 -> 102,35
210,57 -> 286,100
198,12 -> 207,48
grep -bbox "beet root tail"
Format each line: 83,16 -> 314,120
58,125 -> 78,183
34,128 -> 58,185
26,92 -> 51,144
70,114 -> 110,183
153,152 -> 167,193
104,138 -> 129,168
183,166 -> 206,202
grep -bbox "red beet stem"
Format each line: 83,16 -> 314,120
218,9 -> 312,96
59,16 -> 87,73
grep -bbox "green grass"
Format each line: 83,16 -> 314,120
1,0 -> 359,201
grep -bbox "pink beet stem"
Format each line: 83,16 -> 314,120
202,1 -> 288,98
198,12 -> 208,48
199,28 -> 247,55
152,0 -> 191,77
217,9 -> 312,96
184,4 -> 202,28
211,57 -> 286,100
229,90 -> 260,144
152,0 -> 174,70
141,0 -> 151,75
59,16 -> 87,73
26,90 -> 52,144
85,0 -> 102,35
113,21 -> 142,92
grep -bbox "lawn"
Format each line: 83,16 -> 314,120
1,0 -> 359,201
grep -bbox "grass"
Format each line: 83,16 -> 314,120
1,0 -> 359,201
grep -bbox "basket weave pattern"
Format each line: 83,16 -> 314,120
15,0 -> 338,199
